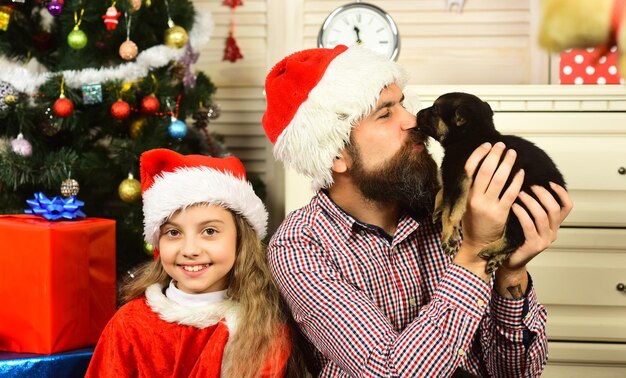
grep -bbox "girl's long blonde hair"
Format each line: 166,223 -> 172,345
121,207 -> 307,377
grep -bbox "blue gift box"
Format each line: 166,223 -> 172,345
0,347 -> 93,378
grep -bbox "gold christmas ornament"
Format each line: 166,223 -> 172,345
118,173 -> 142,203
164,25 -> 188,48
129,118 -> 147,138
0,6 -> 14,32
60,178 -> 80,197
129,0 -> 142,11
119,40 -> 138,60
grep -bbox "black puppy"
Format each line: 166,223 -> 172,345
416,92 -> 566,274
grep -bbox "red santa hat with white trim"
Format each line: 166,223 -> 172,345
262,45 -> 410,190
140,149 -> 267,258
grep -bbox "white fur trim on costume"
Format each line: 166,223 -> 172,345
143,166 -> 268,245
145,283 -> 239,331
273,46 -> 409,190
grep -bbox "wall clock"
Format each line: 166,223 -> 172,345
317,2 -> 400,61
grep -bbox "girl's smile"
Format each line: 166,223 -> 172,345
158,204 -> 237,294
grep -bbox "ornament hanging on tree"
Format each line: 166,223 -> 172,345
102,4 -> 121,30
53,96 -> 73,117
82,84 -> 103,105
164,24 -> 188,48
129,117 -> 147,138
143,241 -> 154,256
222,0 -> 243,7
141,95 -> 159,114
223,0 -> 243,62
111,99 -> 131,120
0,81 -> 18,112
119,40 -> 138,60
60,178 -> 80,197
180,44 -> 200,89
129,0 -> 142,12
163,0 -> 188,48
118,173 -> 141,203
53,77 -> 73,118
168,116 -> 187,139
0,5 -> 15,31
119,12 -> 138,60
207,103 -> 221,120
67,9 -> 88,50
11,133 -> 32,157
47,1 -> 63,17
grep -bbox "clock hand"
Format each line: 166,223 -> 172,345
353,26 -> 362,44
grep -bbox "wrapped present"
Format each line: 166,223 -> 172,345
0,215 -> 116,354
0,347 -> 94,378
559,47 -> 624,85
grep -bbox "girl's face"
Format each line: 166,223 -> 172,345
158,204 -> 237,294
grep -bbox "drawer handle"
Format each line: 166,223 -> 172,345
619,167 -> 626,175
618,283 -> 625,292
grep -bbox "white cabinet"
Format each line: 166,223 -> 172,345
284,85 -> 626,374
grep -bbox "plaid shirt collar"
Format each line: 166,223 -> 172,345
316,190 -> 426,244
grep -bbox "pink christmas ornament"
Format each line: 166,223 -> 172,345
11,133 -> 32,157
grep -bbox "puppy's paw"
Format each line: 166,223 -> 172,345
486,258 -> 501,275
432,209 -> 442,223
441,238 -> 459,255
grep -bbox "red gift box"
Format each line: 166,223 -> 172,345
0,215 -> 116,354
559,47 -> 624,85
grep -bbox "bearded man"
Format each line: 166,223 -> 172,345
261,45 -> 572,378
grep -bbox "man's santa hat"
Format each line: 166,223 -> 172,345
140,149 -> 267,258
262,45 -> 410,190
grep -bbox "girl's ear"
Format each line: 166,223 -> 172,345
331,151 -> 348,173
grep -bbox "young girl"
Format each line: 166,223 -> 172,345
86,148 -> 305,377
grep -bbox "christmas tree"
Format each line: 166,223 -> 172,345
0,0 -> 230,284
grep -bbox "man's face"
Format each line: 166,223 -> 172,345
346,84 -> 439,212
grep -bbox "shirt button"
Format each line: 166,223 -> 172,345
358,230 -> 366,236
457,348 -> 465,356
525,312 -> 531,320
409,298 -> 417,307
476,299 -> 485,308
391,246 -> 398,254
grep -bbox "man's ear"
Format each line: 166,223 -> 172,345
331,151 -> 348,173
454,106 -> 466,127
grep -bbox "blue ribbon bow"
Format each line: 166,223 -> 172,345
25,192 -> 87,221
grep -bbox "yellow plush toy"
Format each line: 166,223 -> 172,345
538,0 -> 626,78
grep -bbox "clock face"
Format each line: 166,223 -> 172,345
318,3 -> 400,61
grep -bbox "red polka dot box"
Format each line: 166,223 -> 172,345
559,47 -> 624,85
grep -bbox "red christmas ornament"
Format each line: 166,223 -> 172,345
222,0 -> 243,8
141,95 -> 160,115
111,100 -> 131,120
223,33 -> 243,62
53,96 -> 74,118
102,6 -> 121,30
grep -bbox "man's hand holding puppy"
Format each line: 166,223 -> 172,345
455,142 -> 573,297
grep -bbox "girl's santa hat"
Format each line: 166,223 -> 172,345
262,45 -> 410,190
140,149 -> 267,257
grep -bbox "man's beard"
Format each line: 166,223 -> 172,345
346,131 -> 440,214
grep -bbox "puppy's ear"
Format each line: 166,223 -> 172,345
454,106 -> 466,127
483,101 -> 494,117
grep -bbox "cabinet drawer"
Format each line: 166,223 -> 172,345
495,112 -> 626,228
544,342 -> 626,377
528,228 -> 626,342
